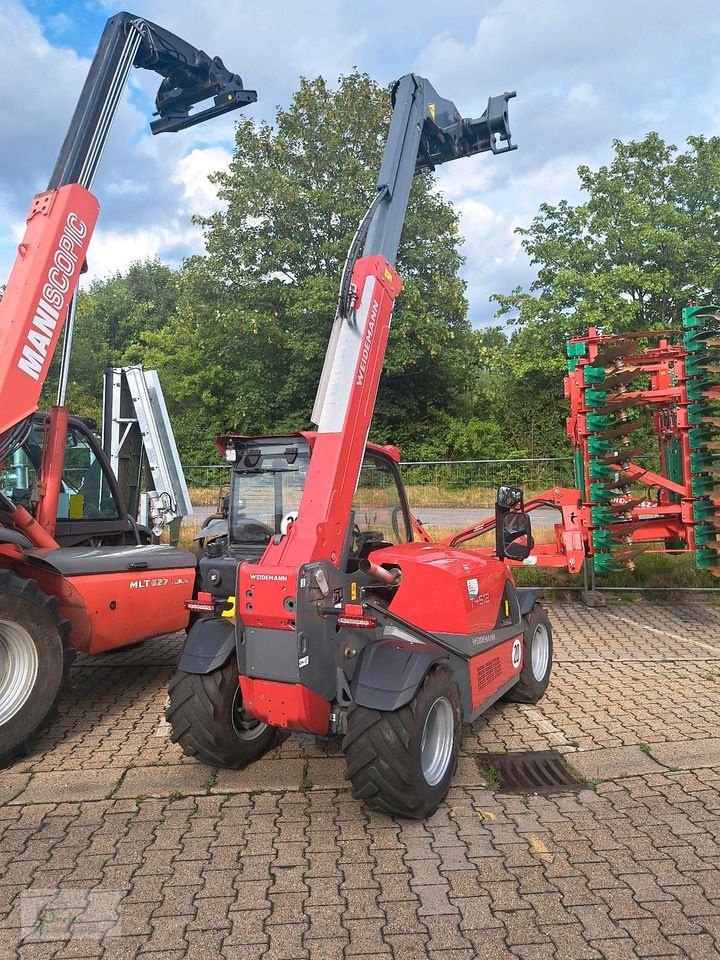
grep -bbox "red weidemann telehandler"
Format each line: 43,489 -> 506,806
0,12 -> 257,765
168,75 -> 555,818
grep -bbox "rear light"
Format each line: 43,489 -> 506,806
185,600 -> 215,612
185,590 -> 215,613
337,615 -> 378,629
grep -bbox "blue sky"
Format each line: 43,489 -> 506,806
2,0 -> 720,328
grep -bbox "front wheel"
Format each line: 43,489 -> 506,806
166,659 -> 280,768
503,604 -> 553,704
343,665 -> 461,819
0,571 -> 72,767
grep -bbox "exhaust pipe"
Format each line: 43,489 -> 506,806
359,558 -> 401,585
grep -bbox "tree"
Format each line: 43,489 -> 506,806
41,259 -> 179,422
141,72 -> 475,462
489,133 -> 720,455
495,133 -> 720,375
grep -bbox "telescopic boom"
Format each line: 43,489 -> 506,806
0,11 -> 256,462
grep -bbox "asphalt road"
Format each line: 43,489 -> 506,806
188,504 -> 560,532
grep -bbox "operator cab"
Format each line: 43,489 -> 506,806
198,433 -> 414,600
0,413 -> 144,547
220,432 -> 412,562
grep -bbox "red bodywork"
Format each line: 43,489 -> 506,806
371,541 -> 510,634
468,638 -> 522,711
0,547 -> 193,653
239,678 -> 330,734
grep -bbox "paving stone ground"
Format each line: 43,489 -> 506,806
1,600 -> 719,959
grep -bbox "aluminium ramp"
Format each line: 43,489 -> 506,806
102,366 -> 192,532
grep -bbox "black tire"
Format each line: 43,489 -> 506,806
503,604 -> 553,704
166,659 -> 280,768
343,665 -> 461,819
0,571 -> 72,767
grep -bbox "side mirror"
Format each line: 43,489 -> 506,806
495,485 -> 533,561
497,485 -> 523,509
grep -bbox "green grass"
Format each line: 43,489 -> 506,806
513,550 -> 720,596
480,763 -> 502,791
187,485 -> 224,508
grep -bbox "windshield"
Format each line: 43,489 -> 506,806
229,440 -> 310,544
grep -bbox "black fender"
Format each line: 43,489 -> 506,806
516,587 -> 543,618
351,638 -> 447,712
178,617 -> 236,674
0,528 -> 32,549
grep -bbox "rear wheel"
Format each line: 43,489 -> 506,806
503,604 -> 553,704
0,571 -> 72,767
166,659 -> 280,768
343,665 -> 461,819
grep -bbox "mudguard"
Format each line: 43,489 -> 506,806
178,617 -> 236,674
351,638 -> 447,712
0,528 -> 32,549
517,587 -> 543,618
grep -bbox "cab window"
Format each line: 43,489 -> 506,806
0,447 -> 38,508
1,425 -> 120,520
352,454 -> 411,546
60,426 -> 120,520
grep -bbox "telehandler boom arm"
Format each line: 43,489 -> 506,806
257,75 -> 515,571
0,11 -> 256,463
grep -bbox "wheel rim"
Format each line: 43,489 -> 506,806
231,687 -> 269,741
531,622 -> 550,682
420,696 -> 454,787
0,619 -> 39,725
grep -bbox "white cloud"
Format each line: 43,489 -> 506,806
172,147 -> 232,218
568,83 -> 598,107
81,224 -> 200,283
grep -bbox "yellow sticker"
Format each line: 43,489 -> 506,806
68,493 -> 84,519
384,268 -> 393,283
222,595 -> 237,621
428,102 -> 436,122
504,599 -> 509,617
351,582 -> 358,601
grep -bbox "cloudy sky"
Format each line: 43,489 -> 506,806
2,0 -> 719,327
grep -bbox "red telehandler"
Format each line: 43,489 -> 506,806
167,76 -> 554,818
0,12 -> 257,765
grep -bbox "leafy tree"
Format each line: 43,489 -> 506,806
41,259 -> 179,422
141,72 -> 475,462
490,133 -> 720,455
495,133 -> 720,376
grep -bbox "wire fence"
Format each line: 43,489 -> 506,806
183,457 -> 576,511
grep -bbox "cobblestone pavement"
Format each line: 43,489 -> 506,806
1,601 -> 719,958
